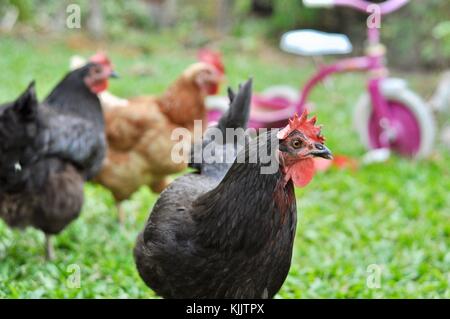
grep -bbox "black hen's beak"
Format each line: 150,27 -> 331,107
109,71 -> 119,78
310,143 -> 333,159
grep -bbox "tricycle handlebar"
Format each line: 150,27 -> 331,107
304,0 -> 409,15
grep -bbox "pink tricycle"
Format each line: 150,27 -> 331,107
207,0 -> 435,158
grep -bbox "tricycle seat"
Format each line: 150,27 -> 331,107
280,29 -> 353,56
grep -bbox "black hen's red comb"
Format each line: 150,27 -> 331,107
277,110 -> 325,143
89,51 -> 112,68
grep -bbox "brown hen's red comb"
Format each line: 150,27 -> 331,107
277,110 -> 325,143
197,49 -> 225,75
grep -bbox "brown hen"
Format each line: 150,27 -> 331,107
94,62 -> 223,222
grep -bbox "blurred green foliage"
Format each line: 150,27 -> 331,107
0,0 -> 33,21
433,21 -> 450,60
380,0 -> 450,68
0,0 -> 448,68
233,0 -> 450,69
266,1 -> 317,35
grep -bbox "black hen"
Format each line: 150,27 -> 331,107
0,63 -> 111,259
135,79 -> 332,298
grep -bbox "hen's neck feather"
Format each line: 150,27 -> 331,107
44,71 -> 104,129
192,130 -> 297,254
156,76 -> 206,127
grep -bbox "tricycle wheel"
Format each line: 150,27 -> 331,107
262,85 -> 299,102
354,82 -> 435,158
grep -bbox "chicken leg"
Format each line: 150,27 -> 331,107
45,234 -> 55,261
117,202 -> 125,225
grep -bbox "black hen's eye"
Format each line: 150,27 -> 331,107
291,139 -> 303,149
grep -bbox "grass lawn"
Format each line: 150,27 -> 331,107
0,32 -> 448,298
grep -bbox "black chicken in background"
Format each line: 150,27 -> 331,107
0,61 -> 114,260
134,78 -> 332,299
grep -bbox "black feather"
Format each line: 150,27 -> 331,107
13,81 -> 38,121
217,78 -> 252,133
189,79 -> 252,179
44,63 -> 104,130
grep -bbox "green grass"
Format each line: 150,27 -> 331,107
0,32 -> 448,298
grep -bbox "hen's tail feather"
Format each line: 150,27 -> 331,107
12,81 -> 39,120
0,82 -> 40,192
227,87 -> 236,103
189,79 -> 253,178
217,78 -> 252,133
